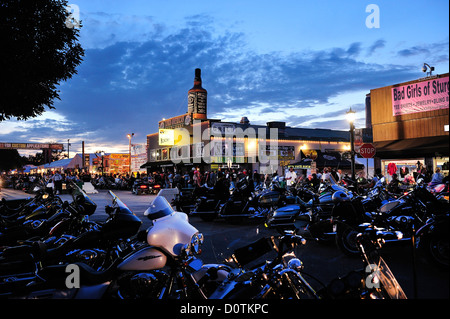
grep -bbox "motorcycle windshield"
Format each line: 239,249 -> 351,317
144,196 -> 174,220
70,182 -> 97,215
372,256 -> 408,299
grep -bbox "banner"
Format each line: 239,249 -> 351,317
159,129 -> 174,145
392,76 -> 449,116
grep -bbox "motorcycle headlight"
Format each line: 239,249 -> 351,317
190,232 -> 204,255
287,258 -> 304,271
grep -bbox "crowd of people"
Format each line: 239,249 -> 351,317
1,160 -> 447,196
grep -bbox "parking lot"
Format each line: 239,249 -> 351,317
1,187 -> 448,299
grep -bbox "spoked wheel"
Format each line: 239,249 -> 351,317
336,223 -> 360,256
429,235 -> 449,268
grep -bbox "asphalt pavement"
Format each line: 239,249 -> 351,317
1,187 -> 448,299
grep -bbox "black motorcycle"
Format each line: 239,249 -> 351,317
131,178 -> 161,195
0,189 -> 142,297
416,211 -> 449,269
209,232 -> 325,299
336,184 -> 448,256
191,183 -> 227,221
324,224 -> 407,299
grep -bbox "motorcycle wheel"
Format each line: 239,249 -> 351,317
309,223 -> 335,245
429,235 -> 449,268
336,224 -> 360,256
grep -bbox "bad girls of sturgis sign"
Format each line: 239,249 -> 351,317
392,76 -> 449,116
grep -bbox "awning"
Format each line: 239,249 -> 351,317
140,160 -> 174,169
288,151 -> 364,169
374,136 -> 449,159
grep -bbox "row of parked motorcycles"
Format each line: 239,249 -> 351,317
0,179 -> 420,299
173,174 -> 449,269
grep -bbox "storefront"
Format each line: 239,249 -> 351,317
142,68 -> 353,176
368,73 -> 449,181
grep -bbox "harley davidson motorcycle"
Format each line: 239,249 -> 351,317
207,224 -> 407,299
335,184 -> 448,256
131,178 -> 161,195
325,223 -> 407,299
0,192 -> 65,246
265,179 -> 355,243
0,195 -> 229,299
208,232 -> 325,299
415,211 -> 449,268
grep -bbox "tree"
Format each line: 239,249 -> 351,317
0,149 -> 25,171
0,0 -> 84,121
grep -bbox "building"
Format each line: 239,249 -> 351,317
142,68 -> 363,177
368,72 -> 449,180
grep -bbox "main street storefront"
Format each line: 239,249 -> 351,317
144,119 -> 353,176
368,73 -> 449,181
141,69 -> 355,176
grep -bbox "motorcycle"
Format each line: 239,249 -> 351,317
171,186 -> 197,215
191,179 -> 230,222
0,192 -> 65,246
324,223 -> 407,299
266,181 -> 355,243
218,177 -> 269,222
415,211 -> 449,269
336,184 -> 448,256
208,232 -> 325,299
131,178 -> 161,195
1,195 -> 229,299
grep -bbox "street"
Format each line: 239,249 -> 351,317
1,187 -> 448,299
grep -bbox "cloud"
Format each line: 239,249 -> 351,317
397,41 -> 449,59
4,14 -> 447,155
367,39 -> 386,56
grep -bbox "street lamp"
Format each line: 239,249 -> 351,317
346,107 -> 356,181
127,133 -> 134,176
422,63 -> 434,77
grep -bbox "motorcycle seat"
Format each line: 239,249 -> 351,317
39,261 -> 119,286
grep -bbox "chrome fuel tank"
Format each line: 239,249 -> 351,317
117,246 -> 167,271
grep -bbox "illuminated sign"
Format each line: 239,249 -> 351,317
159,129 -> 174,146
0,142 -> 63,150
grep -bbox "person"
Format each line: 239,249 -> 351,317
336,169 -> 343,184
252,169 -> 261,188
387,173 -> 400,194
183,171 -> 191,188
430,167 -> 444,186
403,171 -> 415,185
168,171 -> 174,188
209,170 -> 217,187
321,167 -> 336,184
173,171 -> 182,188
213,172 -> 230,201
285,167 -> 297,190
361,168 -> 384,190
53,171 -> 63,195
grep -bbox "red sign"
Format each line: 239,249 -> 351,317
359,143 -> 376,158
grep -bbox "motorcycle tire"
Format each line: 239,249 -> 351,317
335,223 -> 360,256
428,234 -> 449,269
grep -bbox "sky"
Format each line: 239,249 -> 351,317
1,0 -> 449,156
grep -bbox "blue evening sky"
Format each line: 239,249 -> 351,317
1,0 -> 448,155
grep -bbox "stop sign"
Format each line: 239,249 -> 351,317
358,143 -> 376,158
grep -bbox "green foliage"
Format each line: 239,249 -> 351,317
0,149 -> 25,171
0,0 -> 84,121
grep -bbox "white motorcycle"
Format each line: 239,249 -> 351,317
5,195 -> 229,299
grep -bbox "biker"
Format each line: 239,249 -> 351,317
387,173 -> 400,194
